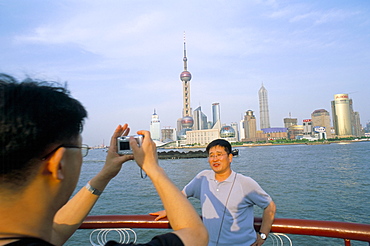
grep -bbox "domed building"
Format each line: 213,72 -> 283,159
178,128 -> 192,140
220,126 -> 236,138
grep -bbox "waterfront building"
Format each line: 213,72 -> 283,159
212,117 -> 222,130
178,128 -> 192,142
258,84 -> 271,130
348,98 -> 363,137
150,109 -> 161,141
176,118 -> 182,132
186,124 -> 237,145
284,117 -> 297,128
220,126 -> 235,138
178,117 -> 193,140
330,127 -> 336,136
313,126 -> 327,140
303,119 -> 312,136
257,127 -> 288,141
212,102 -> 221,128
331,94 -> 353,137
161,127 -> 176,142
186,128 -> 220,146
242,110 -> 257,142
365,121 -> 370,133
311,109 -> 332,139
185,104 -> 222,145
352,111 -> 363,137
193,106 -> 208,130
239,119 -> 245,141
220,125 -> 237,142
185,122 -> 222,145
288,125 -> 304,140
230,122 -> 239,142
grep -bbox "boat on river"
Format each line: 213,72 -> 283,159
157,149 -> 239,159
305,141 -> 330,145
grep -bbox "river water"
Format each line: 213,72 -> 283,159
66,141 -> 370,245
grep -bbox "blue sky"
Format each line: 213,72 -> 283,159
1,0 -> 369,146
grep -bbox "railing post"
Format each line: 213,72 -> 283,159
344,239 -> 351,246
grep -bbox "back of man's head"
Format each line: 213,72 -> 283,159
0,73 -> 87,189
206,139 -> 232,154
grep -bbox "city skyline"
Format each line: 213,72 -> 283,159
1,1 -> 369,146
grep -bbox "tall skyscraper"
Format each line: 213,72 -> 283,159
331,94 -> 352,137
242,110 -> 257,141
212,102 -> 220,128
150,109 -> 161,141
259,84 -> 271,130
193,106 -> 208,130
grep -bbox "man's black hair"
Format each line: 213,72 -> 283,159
0,73 -> 87,187
206,139 -> 232,155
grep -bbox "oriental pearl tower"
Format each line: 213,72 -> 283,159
180,33 -> 194,131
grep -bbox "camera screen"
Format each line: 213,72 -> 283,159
119,141 -> 130,150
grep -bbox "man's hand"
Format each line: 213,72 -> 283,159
130,130 -> 158,175
251,233 -> 266,246
100,124 -> 134,181
150,210 -> 167,221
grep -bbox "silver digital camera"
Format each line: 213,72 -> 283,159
117,135 -> 143,155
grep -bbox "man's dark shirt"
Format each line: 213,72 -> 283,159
3,233 -> 184,246
105,233 -> 184,246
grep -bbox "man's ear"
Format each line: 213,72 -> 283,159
228,153 -> 233,163
46,147 -> 66,181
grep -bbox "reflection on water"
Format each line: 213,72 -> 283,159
66,141 -> 370,246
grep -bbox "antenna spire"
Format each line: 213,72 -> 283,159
183,31 -> 188,71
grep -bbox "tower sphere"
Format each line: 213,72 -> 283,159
220,126 -> 235,138
181,116 -> 194,128
180,71 -> 192,81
